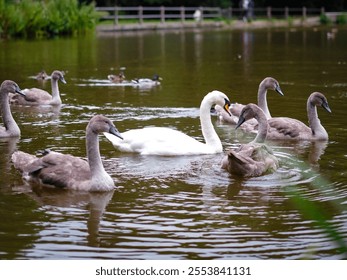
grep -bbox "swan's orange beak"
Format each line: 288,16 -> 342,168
224,99 -> 232,116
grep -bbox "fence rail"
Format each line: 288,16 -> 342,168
96,6 -> 325,25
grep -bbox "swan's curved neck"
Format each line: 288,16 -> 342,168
86,130 -> 113,190
200,96 -> 222,152
86,130 -> 104,175
257,82 -> 271,119
253,109 -> 268,143
307,100 -> 328,139
51,79 -> 62,104
1,92 -> 20,136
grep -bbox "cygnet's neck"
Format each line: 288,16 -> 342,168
1,91 -> 20,136
200,95 -> 222,152
307,100 -> 328,139
86,129 -> 114,191
51,78 -> 62,105
257,82 -> 271,119
252,107 -> 268,143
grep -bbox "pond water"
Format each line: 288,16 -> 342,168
0,26 -> 347,260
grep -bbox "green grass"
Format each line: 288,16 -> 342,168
0,0 -> 99,38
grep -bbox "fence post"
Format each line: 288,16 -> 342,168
180,6 -> 185,23
284,6 -> 289,19
138,6 -> 143,24
114,6 -> 118,25
217,7 -> 222,18
228,7 -> 232,20
320,7 -> 325,15
267,6 -> 272,20
302,6 -> 307,20
160,6 -> 165,24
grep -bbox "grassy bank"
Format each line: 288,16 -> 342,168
0,0 -> 98,38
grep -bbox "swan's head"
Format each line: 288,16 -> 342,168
51,70 -> 66,84
309,92 -> 332,113
88,115 -> 123,140
36,70 -> 49,80
236,103 -> 263,129
1,80 -> 25,97
262,77 -> 284,96
207,90 -> 232,116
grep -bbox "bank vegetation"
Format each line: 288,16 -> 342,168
0,0 -> 98,38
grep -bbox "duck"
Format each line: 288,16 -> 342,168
108,73 -> 125,83
0,80 -> 26,138
10,70 -> 66,106
104,90 -> 231,155
265,92 -> 331,140
11,115 -> 123,192
108,67 -> 126,83
131,74 -> 162,86
221,103 -> 279,177
107,71 -> 125,84
215,77 -> 284,124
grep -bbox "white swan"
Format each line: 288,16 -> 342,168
104,90 -> 231,155
221,103 -> 279,177
10,70 -> 66,106
12,115 -> 123,191
0,80 -> 25,138
215,77 -> 284,124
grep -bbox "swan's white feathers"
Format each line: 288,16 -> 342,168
104,127 -> 216,155
104,90 -> 231,156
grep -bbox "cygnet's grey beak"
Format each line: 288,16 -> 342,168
275,85 -> 284,96
322,102 -> 332,113
15,87 -> 26,97
235,116 -> 246,130
109,126 -> 123,140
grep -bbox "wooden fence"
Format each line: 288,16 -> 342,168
96,6 -> 325,25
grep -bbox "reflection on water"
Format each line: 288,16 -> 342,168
0,27 -> 347,259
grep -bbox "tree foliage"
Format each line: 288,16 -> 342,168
0,0 -> 99,38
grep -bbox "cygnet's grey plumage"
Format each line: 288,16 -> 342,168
265,92 -> 331,140
221,103 -> 279,177
215,77 -> 284,124
10,70 -> 66,106
12,115 -> 123,192
35,70 -> 49,81
0,80 -> 25,138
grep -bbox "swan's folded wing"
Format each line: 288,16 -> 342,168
227,149 -> 263,176
267,117 -> 310,138
225,143 -> 278,177
104,127 -> 214,155
20,88 -> 52,103
34,152 -> 90,188
13,151 -> 90,188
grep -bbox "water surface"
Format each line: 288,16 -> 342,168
0,26 -> 347,259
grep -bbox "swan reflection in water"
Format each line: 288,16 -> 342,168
14,183 -> 115,247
